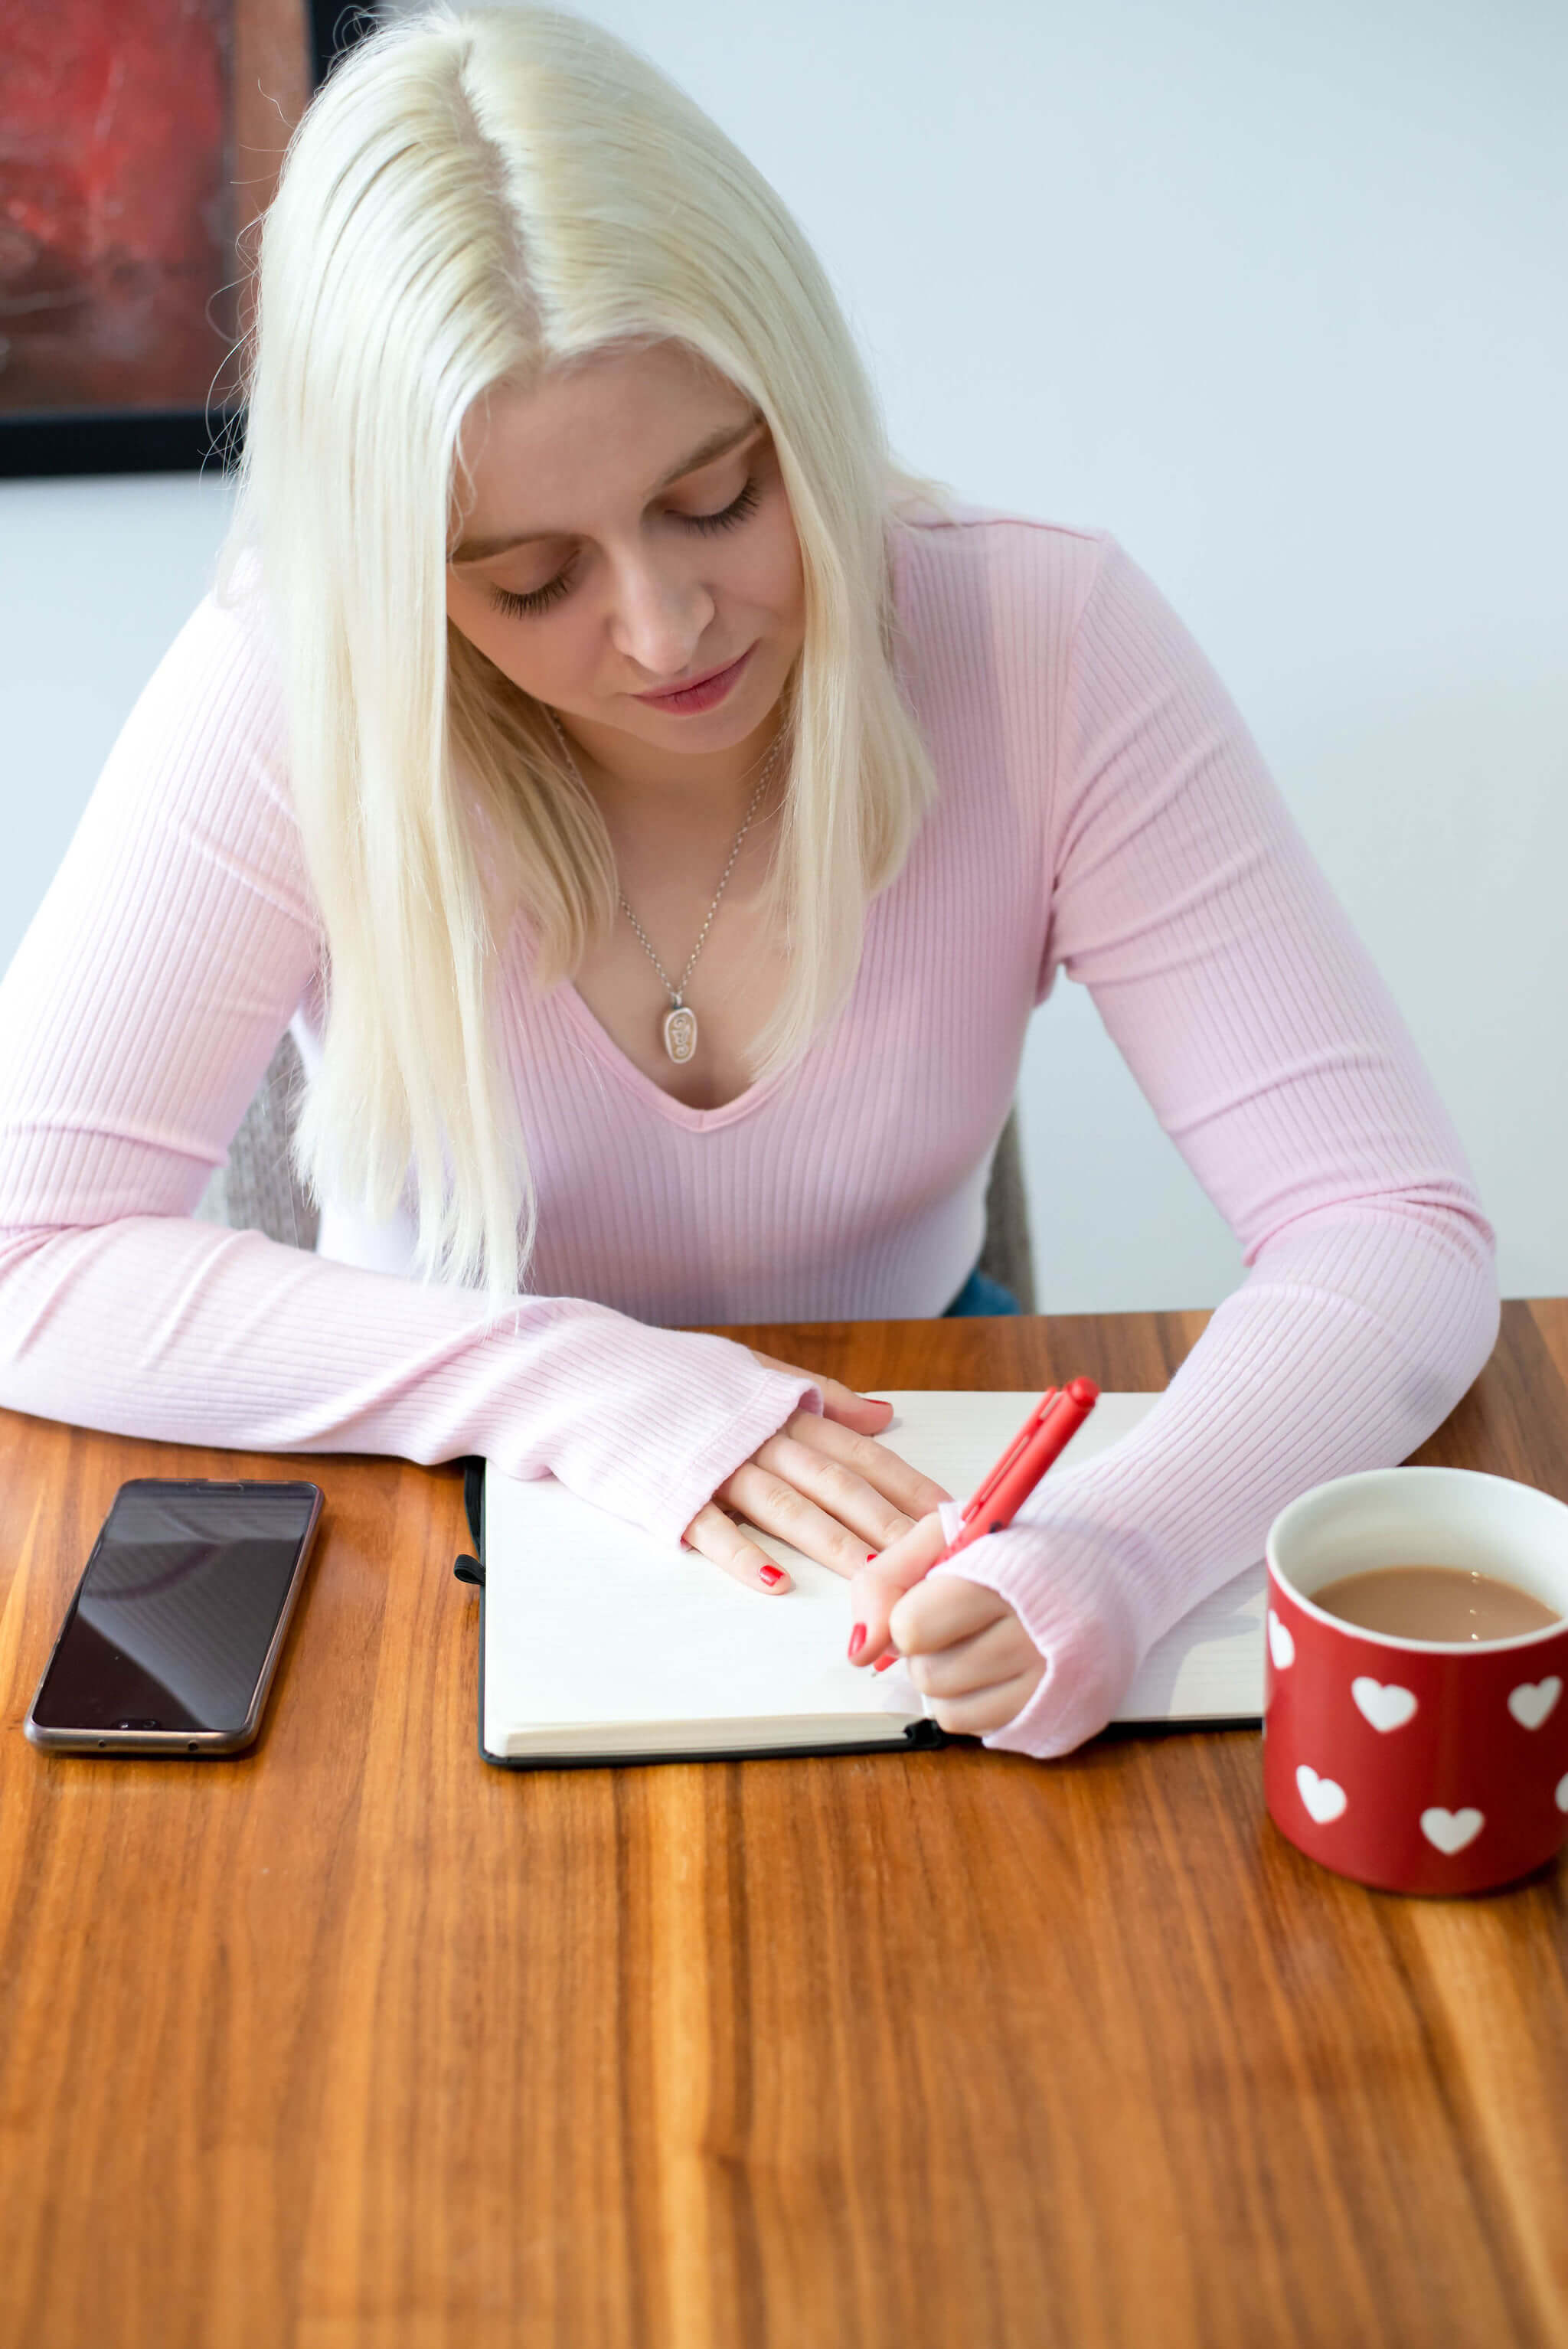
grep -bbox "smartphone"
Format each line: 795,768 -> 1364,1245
24,1478 -> 324,1756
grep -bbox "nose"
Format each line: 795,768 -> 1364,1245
606,550 -> 715,685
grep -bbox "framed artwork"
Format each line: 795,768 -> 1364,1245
0,0 -> 375,477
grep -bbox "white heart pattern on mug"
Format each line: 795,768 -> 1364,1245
1268,1609 -> 1295,1671
1296,1764 -> 1347,1825
1506,1677 -> 1561,1731
1419,1806 -> 1485,1856
1350,1677 -> 1418,1733
1558,1772 -> 1568,1815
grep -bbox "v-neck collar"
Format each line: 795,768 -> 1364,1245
554,978 -> 794,1133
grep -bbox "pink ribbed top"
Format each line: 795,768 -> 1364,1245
0,509 -> 1498,1754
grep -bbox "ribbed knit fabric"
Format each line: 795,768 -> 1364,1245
0,508 -> 1499,1756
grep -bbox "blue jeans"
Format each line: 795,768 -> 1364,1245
942,1266 -> 1022,1317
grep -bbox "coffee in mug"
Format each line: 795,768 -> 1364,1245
1313,1563 -> 1562,1644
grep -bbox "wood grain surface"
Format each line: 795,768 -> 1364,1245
2,1304 -> 1566,2349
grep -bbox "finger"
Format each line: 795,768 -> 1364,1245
713,1460 -> 887,1580
783,1411 -> 953,1518
762,1436 -> 920,1555
746,1409 -> 948,1560
927,1668 -> 1044,1738
845,1512 -> 951,1663
681,1501 -> 794,1596
903,1612 -> 1038,1699
890,1573 -> 1011,1655
747,1351 -> 893,1434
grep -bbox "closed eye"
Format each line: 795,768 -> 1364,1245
486,475 -> 763,620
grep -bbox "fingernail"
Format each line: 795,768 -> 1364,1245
862,1396 -> 893,1407
873,1651 -> 897,1674
866,1550 -> 878,1563
848,1622 -> 867,1660
758,1563 -> 786,1587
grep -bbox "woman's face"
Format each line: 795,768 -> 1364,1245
445,341 -> 805,777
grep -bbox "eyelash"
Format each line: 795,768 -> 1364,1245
486,475 -> 763,619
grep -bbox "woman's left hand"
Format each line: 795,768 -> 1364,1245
847,1513 -> 1046,1736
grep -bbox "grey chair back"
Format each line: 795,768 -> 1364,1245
199,1034 -> 1036,1311
194,1034 -> 318,1252
975,1109 -> 1036,1311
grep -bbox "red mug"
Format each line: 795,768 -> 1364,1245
1263,1468 -> 1568,1894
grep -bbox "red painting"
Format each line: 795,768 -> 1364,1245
0,0 -> 312,418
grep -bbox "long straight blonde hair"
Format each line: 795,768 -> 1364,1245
217,3 -> 948,1301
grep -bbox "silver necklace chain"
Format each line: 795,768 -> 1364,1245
547,708 -> 786,1011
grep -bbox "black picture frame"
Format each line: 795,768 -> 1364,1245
0,2 -> 377,482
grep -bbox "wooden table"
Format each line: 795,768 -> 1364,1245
3,1302 -> 1567,2348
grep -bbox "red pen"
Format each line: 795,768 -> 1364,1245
952,1377 -> 1099,1548
871,1377 -> 1099,1669
959,1388 -> 1060,1527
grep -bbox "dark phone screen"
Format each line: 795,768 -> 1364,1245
31,1484 -> 318,1733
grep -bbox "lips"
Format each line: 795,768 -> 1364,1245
632,645 -> 753,706
641,655 -> 737,698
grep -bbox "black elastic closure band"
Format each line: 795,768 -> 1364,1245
462,1459 -> 484,1550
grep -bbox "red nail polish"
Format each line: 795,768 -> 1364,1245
866,1550 -> 878,1563
873,1652 -> 897,1674
759,1563 -> 785,1586
848,1623 -> 867,1660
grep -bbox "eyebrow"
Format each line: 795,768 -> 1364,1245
449,413 -> 763,566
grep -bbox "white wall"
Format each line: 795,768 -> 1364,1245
1,469 -> 236,968
4,0 -> 1563,1306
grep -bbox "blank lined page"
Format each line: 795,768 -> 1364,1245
482,1391 -> 1264,1759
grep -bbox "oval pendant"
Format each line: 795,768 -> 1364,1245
663,1005 -> 698,1063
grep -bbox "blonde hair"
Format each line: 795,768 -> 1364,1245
217,3 -> 949,1300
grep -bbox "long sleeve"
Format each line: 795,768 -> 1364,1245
0,580 -> 815,1547
941,533 -> 1499,1756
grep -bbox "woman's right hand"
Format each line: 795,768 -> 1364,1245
681,1365 -> 952,1593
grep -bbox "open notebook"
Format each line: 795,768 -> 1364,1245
469,1391 -> 1265,1767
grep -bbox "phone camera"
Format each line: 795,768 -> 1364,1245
115,1717 -> 162,1731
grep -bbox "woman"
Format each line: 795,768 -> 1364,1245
0,6 -> 1498,1755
